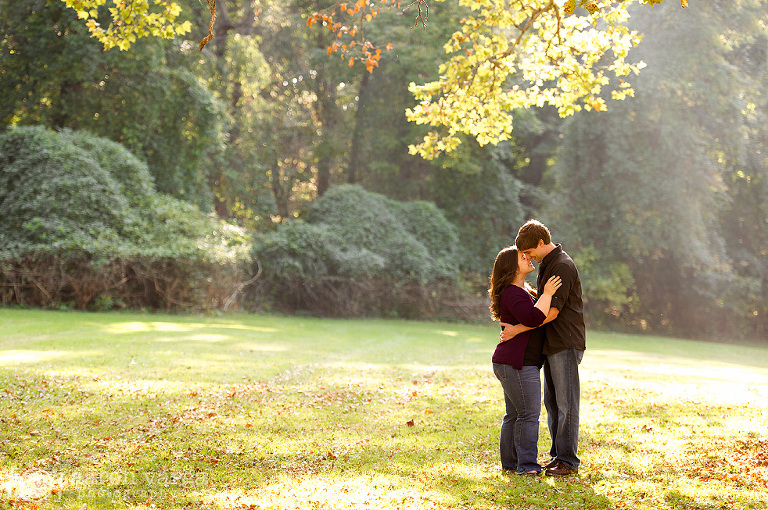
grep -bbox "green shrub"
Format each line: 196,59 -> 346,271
0,126 -> 129,260
251,185 -> 465,317
56,128 -> 156,207
304,185 -> 459,282
0,126 -> 251,311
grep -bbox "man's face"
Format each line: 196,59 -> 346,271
522,240 -> 546,263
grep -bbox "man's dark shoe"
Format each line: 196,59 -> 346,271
543,458 -> 558,470
545,461 -> 578,476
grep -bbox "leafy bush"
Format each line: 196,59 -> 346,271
250,185 -> 473,318
0,126 -> 129,259
0,126 -> 251,310
304,185 -> 459,282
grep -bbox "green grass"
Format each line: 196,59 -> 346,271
1,308 -> 767,509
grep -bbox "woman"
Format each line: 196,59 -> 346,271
488,246 -> 561,475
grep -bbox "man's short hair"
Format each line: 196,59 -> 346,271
515,220 -> 551,251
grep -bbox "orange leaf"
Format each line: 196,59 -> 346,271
349,57 -> 355,66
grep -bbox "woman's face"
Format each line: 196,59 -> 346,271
517,249 -> 534,277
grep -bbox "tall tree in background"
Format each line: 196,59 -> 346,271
0,0 -> 223,209
254,0 -> 359,202
340,4 -> 533,273
545,0 -> 767,337
176,0 -> 280,225
344,5 -> 457,200
712,0 -> 768,339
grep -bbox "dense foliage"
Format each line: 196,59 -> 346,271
0,0 -> 223,208
2,0 -> 767,340
0,126 -> 250,311
543,0 -> 768,339
249,185 -> 474,317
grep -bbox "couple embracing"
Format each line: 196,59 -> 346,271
488,220 -> 586,476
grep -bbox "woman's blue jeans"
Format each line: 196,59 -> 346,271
492,363 -> 542,473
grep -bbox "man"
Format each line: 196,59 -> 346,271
500,220 -> 585,476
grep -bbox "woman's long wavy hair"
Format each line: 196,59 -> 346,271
488,246 -> 536,321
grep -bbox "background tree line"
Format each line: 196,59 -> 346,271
1,0 -> 765,341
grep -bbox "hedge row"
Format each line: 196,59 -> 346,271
0,126 -> 251,311
1,127 -> 483,318
248,185 -> 485,318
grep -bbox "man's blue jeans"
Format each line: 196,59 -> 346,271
543,348 -> 584,469
492,363 -> 542,473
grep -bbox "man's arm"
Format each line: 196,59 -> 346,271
499,307 -> 559,342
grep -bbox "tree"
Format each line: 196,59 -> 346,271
251,0 -> 366,206
1,0 -> 224,209
407,0 -> 658,158
59,0 -> 688,160
59,0 -> 192,50
542,0 -> 768,338
343,4 -> 459,199
172,0 -> 282,226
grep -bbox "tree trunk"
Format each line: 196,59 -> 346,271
348,71 -> 371,185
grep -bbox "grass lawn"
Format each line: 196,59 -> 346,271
1,308 -> 767,509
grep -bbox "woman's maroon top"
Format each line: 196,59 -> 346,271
492,285 -> 546,369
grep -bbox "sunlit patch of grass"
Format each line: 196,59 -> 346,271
206,473 -> 456,509
1,309 -> 767,509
